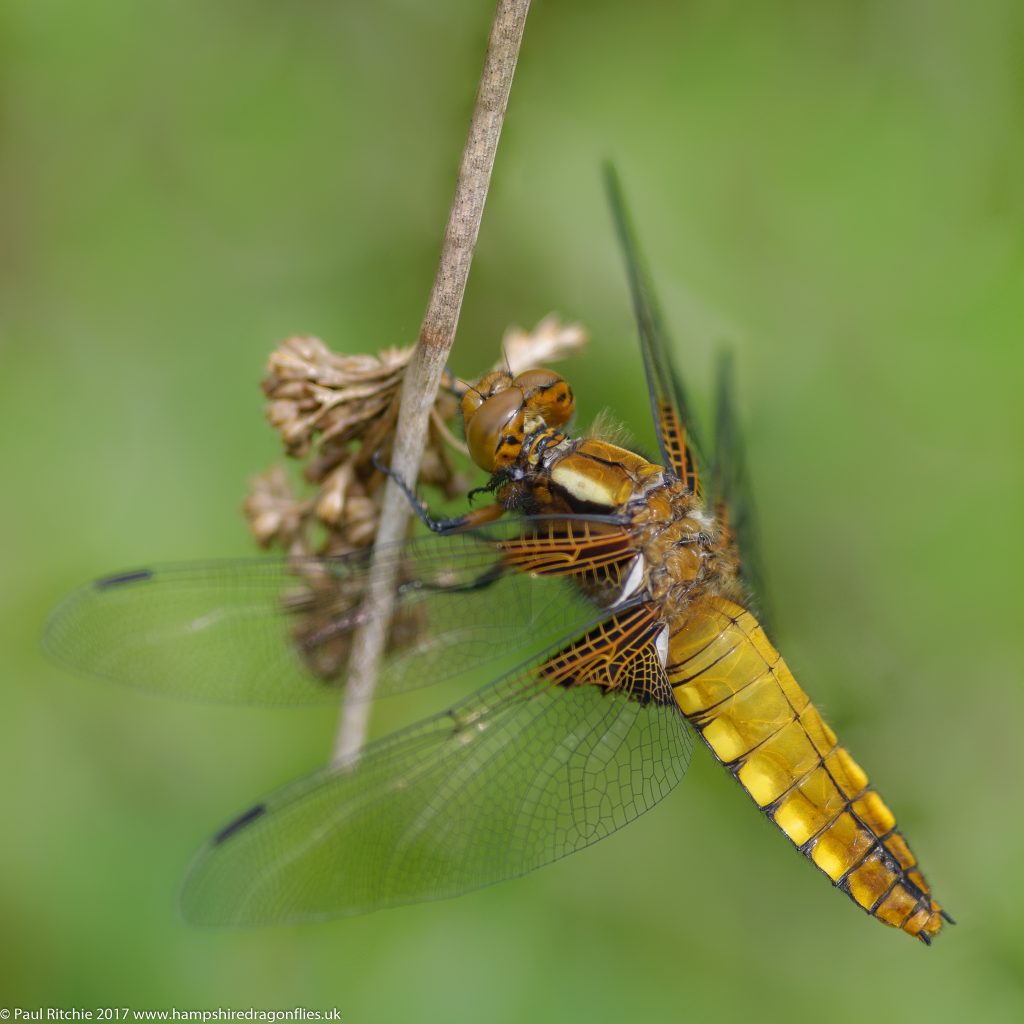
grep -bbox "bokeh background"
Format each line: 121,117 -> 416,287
2,1 -> 1022,1020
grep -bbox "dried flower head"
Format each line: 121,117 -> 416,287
248,315 -> 587,560
243,315 -> 588,680
263,336 -> 410,462
248,336 -> 460,560
499,314 -> 587,375
243,465 -> 310,553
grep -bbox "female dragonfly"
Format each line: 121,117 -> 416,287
45,170 -> 949,943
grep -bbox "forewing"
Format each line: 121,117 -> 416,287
604,164 -> 705,496
711,351 -> 773,628
44,518 -> 635,705
181,606 -> 692,923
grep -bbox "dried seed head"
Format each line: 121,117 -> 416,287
262,336 -> 410,460
499,314 -> 588,376
244,317 -> 588,680
243,465 -> 309,552
249,334 -> 469,562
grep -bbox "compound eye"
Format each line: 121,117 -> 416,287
461,370 -> 514,427
511,368 -> 575,428
466,387 -> 526,473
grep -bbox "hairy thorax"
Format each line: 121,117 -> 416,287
628,478 -> 711,605
507,432 -> 743,615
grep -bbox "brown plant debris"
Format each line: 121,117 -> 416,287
499,314 -> 587,376
243,315 -> 587,680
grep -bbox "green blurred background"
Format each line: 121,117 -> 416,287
2,0 -> 1022,1019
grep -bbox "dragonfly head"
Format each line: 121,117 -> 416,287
462,368 -> 575,473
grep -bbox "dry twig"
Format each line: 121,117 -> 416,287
332,0 -> 533,766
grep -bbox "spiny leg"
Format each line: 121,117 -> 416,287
373,450 -> 505,534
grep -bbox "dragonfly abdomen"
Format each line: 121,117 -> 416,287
667,595 -> 948,944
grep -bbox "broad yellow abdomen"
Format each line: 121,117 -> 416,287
668,596 -> 946,943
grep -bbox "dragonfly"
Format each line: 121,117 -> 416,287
45,168 -> 950,943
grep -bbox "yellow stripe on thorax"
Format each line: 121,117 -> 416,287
550,440 -> 662,509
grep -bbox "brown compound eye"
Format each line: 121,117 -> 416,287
511,368 -> 575,428
461,370 -> 514,425
465,387 -> 527,474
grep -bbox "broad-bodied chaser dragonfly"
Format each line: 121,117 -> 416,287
45,170 -> 949,942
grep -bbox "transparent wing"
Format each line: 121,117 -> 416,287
711,351 -> 773,629
182,605 -> 693,923
44,517 -> 634,705
604,164 -> 705,496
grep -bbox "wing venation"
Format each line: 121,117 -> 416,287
182,609 -> 692,923
44,518 -> 627,705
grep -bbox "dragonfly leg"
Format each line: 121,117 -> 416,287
401,559 -> 506,597
467,480 -> 499,504
373,451 -> 505,534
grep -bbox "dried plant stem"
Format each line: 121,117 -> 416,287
332,0 -> 532,767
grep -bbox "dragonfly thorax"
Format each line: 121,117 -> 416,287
629,479 -> 717,606
463,372 -> 730,616
502,427 -> 723,607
